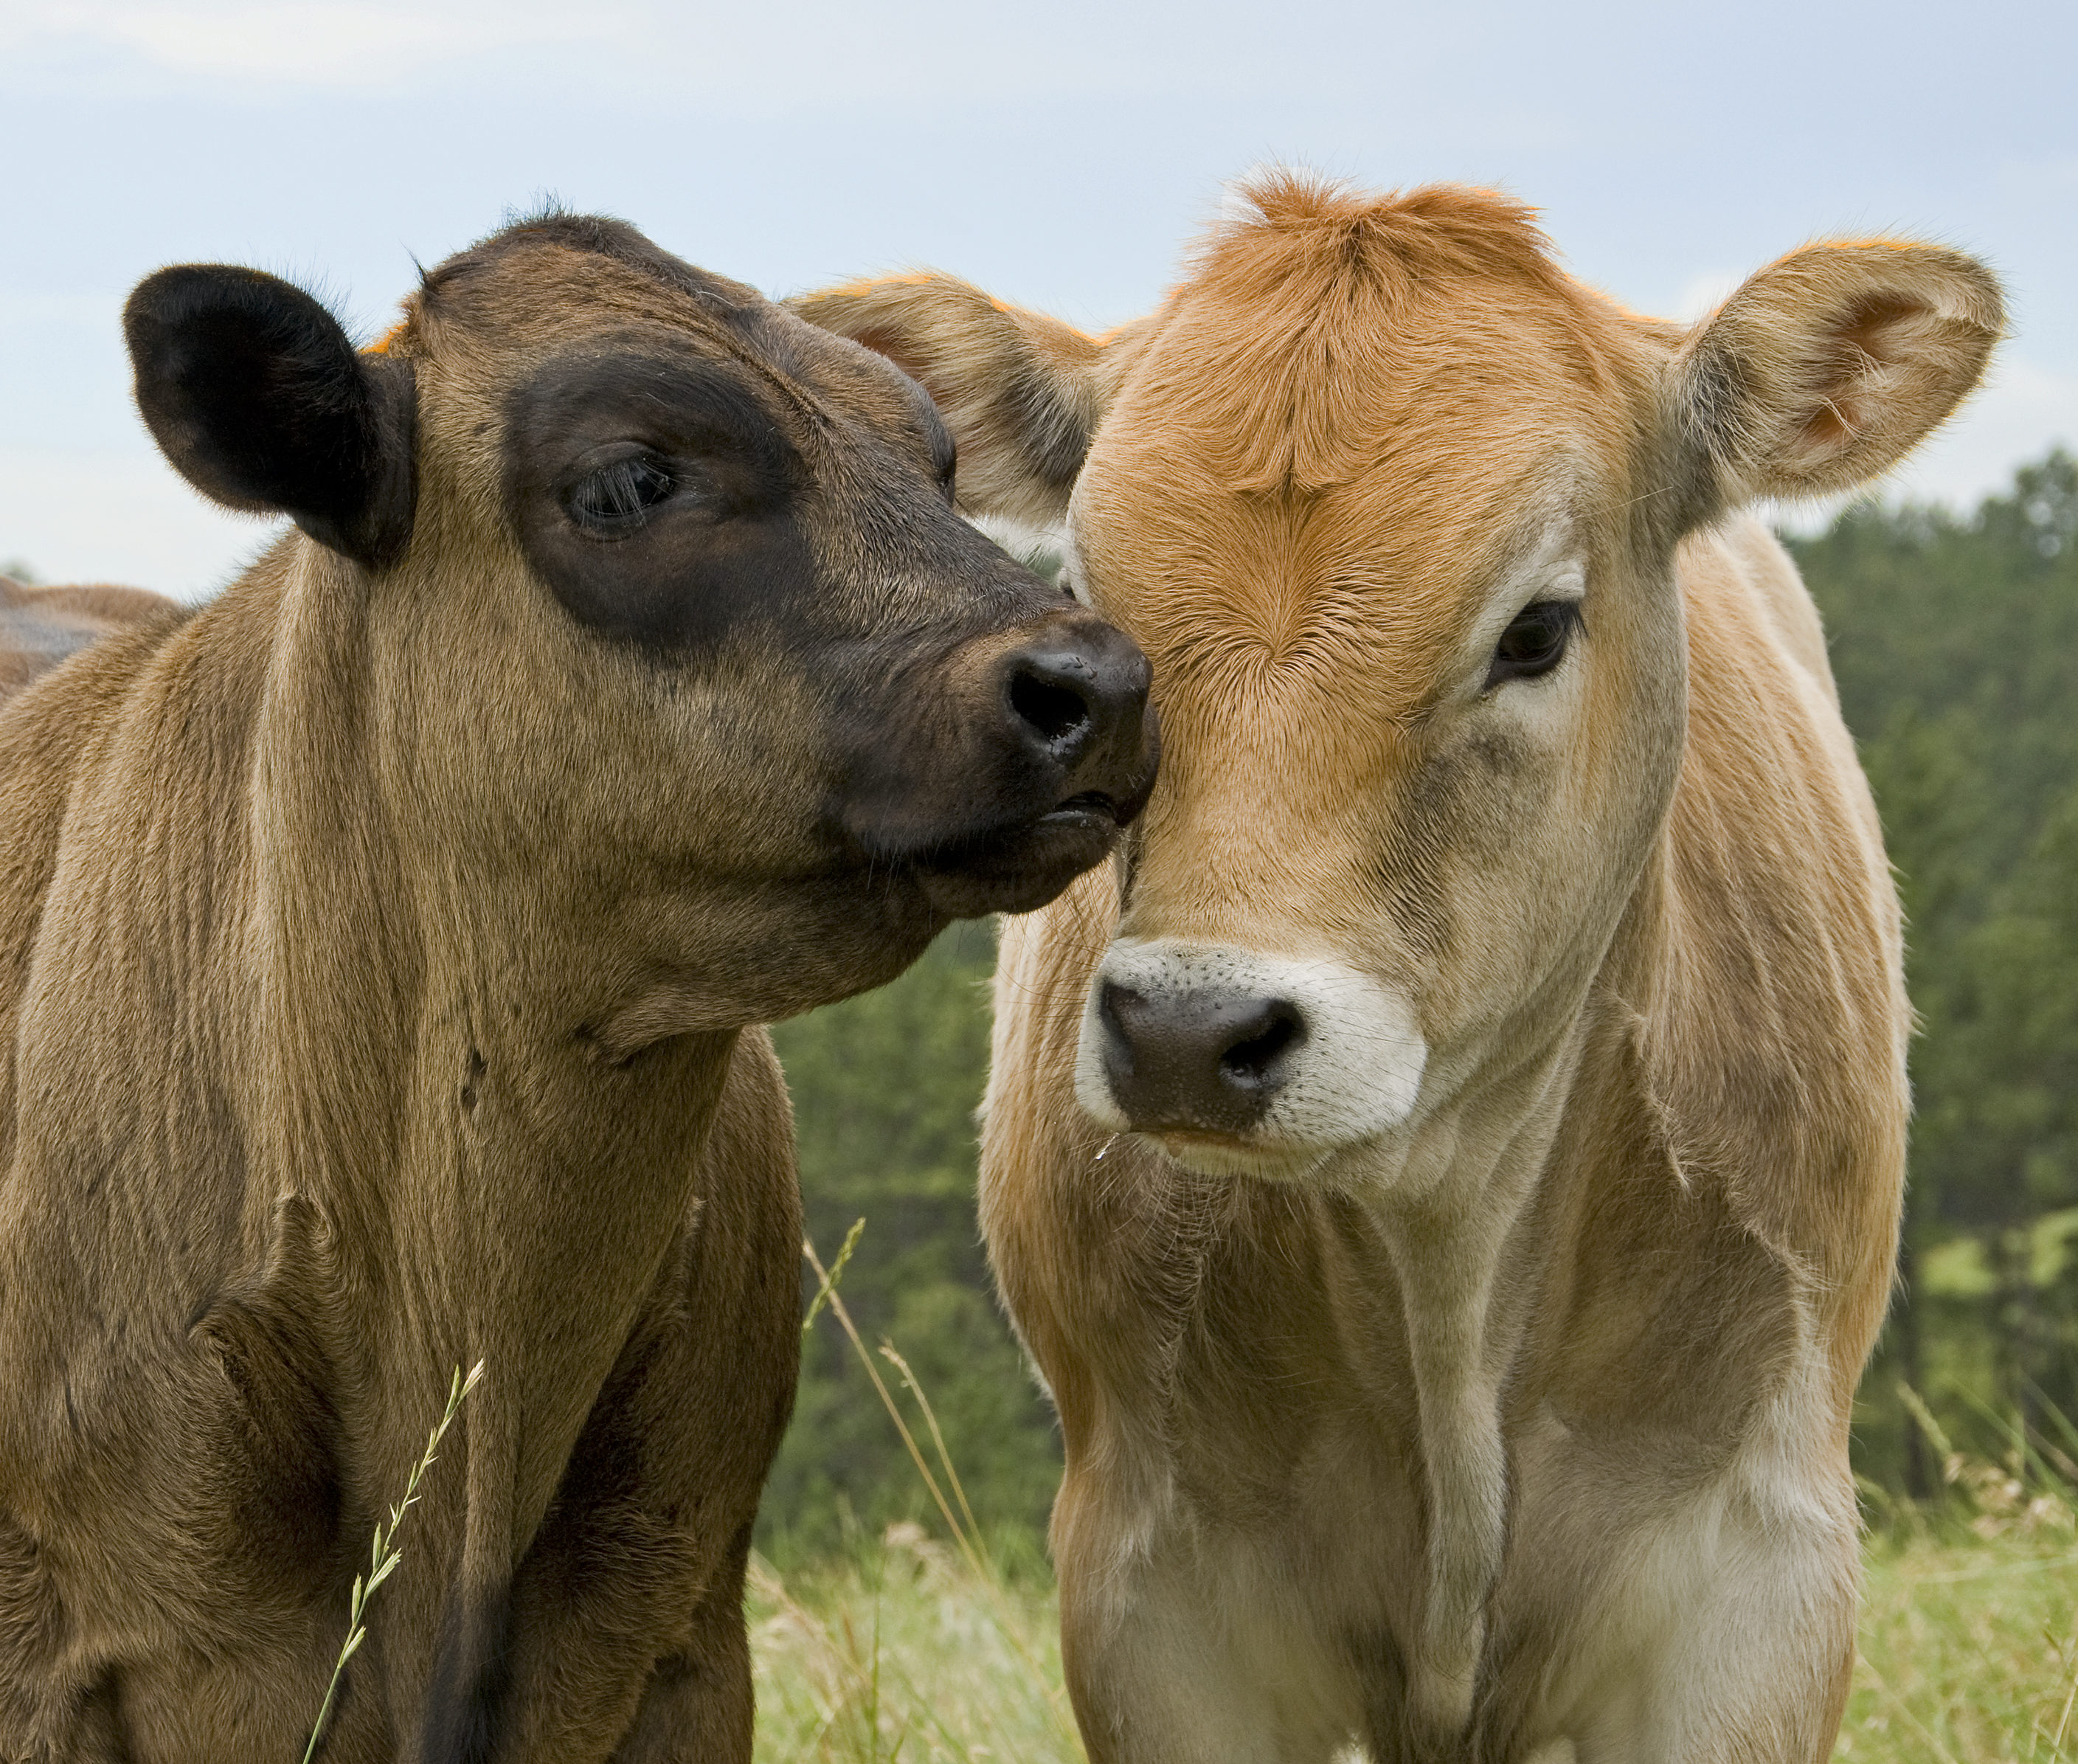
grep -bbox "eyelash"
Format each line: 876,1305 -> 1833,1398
1485,599 -> 1584,689
567,454 -> 676,531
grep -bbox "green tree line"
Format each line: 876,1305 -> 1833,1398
1787,451 -> 2078,1495
763,921 -> 1055,1559
760,450 -> 2078,1557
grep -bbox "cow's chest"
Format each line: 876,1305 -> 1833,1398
1080,1236 -> 1827,1761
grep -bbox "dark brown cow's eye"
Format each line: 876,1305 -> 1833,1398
1486,600 -> 1582,688
567,454 -> 676,533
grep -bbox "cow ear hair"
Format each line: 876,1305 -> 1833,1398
790,273 -> 1127,529
1669,241 -> 2003,524
125,266 -> 418,570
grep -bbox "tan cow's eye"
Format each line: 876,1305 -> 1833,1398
1486,600 -> 1582,688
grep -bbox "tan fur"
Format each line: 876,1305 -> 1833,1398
797,176 -> 2002,1762
0,477 -> 803,1763
0,221 -> 1143,1762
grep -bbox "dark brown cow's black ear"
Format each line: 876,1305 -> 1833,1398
125,266 -> 417,570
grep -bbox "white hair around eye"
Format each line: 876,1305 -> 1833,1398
974,513 -> 1078,598
1055,525 -> 1092,606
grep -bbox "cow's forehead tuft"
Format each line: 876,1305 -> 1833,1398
1128,175 -> 1646,499
416,210 -> 765,325
1198,169 -> 1564,293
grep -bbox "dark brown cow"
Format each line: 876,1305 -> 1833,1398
0,213 -> 1155,1762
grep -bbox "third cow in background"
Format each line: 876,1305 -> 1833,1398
796,174 -> 2001,1763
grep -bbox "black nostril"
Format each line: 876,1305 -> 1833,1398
1009,663 -> 1094,750
1097,983 -> 1305,1132
1098,980 -> 1140,1078
1218,1001 -> 1306,1090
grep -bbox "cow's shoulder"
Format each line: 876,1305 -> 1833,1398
1619,519 -> 1905,1359
0,605 -> 194,1053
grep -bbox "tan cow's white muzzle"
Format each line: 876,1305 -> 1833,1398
1073,937 -> 1428,1179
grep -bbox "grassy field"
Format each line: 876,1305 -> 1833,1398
749,1529 -> 1077,1764
1842,1509 -> 2078,1761
747,1509 -> 2078,1764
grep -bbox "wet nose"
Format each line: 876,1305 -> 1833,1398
1000,620 -> 1153,805
1096,980 -> 1309,1133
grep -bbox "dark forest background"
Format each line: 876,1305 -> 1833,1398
758,452 -> 2078,1558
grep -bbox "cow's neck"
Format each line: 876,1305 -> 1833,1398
2,544 -> 735,1585
240,550 -> 738,1559
1337,1028 -> 1582,1740
1326,879 -> 1666,1742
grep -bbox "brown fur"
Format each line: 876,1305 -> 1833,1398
0,214 -> 1151,1761
797,175 -> 2003,1762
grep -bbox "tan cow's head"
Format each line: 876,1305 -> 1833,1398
797,175 -> 1999,1183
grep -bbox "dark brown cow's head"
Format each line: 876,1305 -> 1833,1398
124,212 -> 1157,1050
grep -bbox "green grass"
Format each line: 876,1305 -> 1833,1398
1842,1509 -> 2078,1760
749,1532 -> 1079,1764
746,1508 -> 2078,1763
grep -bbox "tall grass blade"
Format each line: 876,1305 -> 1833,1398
302,1359 -> 485,1764
879,1342 -> 981,1547
803,1217 -> 865,1340
1900,1380 -> 1956,1464
802,1234 -> 982,1578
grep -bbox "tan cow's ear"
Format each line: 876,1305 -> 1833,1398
790,272 -> 1125,528
1671,241 -> 2003,514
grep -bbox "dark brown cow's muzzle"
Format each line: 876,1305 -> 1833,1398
1000,616 -> 1156,817
845,607 -> 1158,921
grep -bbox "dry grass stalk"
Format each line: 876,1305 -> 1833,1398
302,1360 -> 487,1763
800,1233 -> 985,1585
797,1232 -> 1078,1744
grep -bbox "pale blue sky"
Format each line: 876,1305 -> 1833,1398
3,0 -> 2072,596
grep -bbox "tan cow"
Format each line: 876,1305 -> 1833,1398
796,175 -> 2001,1762
0,577 -> 180,696
0,213 -> 1155,1762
